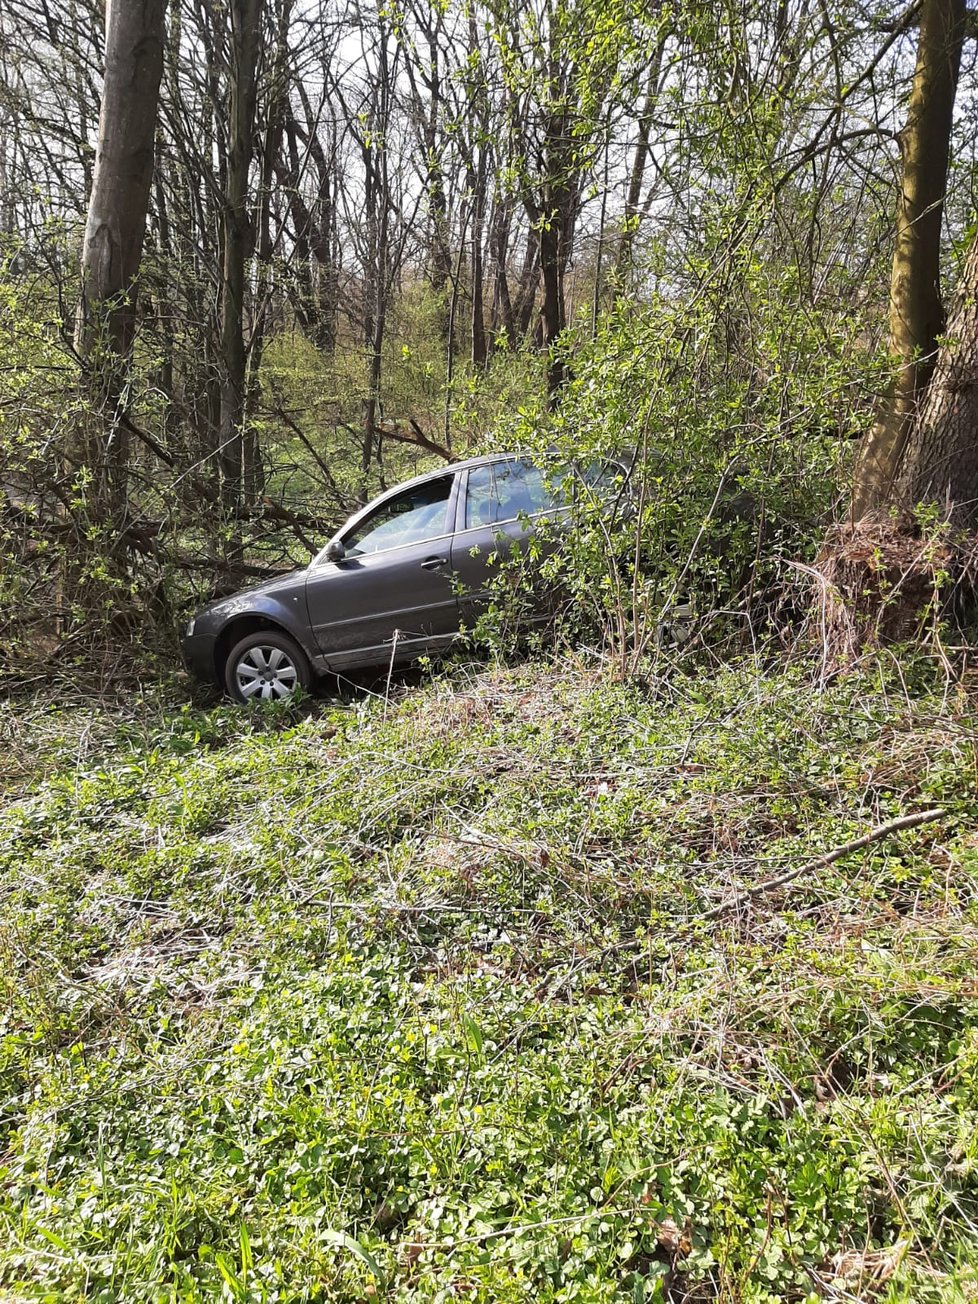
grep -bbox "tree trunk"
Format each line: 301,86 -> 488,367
896,229 -> 978,517
245,0 -> 292,507
74,0 -> 167,521
538,214 -> 567,397
360,36 -> 392,494
218,0 -> 262,517
424,35 -> 452,331
305,115 -> 341,359
614,53 -> 661,295
851,0 -> 966,517
535,169 -> 578,400
816,231 -> 978,665
489,197 -> 515,346
470,153 -> 488,368
513,229 -> 540,340
0,112 -> 18,240
277,107 -> 340,358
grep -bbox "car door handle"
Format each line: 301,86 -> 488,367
421,555 -> 448,570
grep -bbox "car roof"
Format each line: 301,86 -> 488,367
323,449 -> 631,554
392,451 -> 518,493
392,448 -> 630,492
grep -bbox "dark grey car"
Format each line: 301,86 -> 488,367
181,453 -> 624,701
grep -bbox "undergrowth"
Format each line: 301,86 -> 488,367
2,657 -> 978,1301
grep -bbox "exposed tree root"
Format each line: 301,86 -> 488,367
810,513 -> 978,667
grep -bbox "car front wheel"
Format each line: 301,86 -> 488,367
224,631 -> 311,703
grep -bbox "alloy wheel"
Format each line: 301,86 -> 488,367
233,644 -> 300,700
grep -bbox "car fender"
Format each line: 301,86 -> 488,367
213,580 -> 323,666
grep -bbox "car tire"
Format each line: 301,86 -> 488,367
223,630 -> 312,704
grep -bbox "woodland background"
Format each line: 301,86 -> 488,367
7,6 -> 978,1301
4,0 -> 978,675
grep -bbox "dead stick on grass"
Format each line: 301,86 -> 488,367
702,808 -> 947,920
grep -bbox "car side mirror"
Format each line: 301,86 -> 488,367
325,539 -> 347,562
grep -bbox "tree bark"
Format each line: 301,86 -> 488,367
422,29 -> 452,326
512,228 -> 540,340
276,106 -> 340,357
614,49 -> 662,295
471,170 -> 488,367
533,162 -> 579,400
74,0 -> 167,520
851,0 -> 966,517
245,0 -> 293,506
359,33 -> 393,493
465,8 -> 489,367
896,228 -> 978,518
488,196 -> 515,346
537,211 -> 567,395
218,0 -> 262,516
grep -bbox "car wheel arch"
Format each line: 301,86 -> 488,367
214,613 -> 313,683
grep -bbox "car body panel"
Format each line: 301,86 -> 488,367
181,570 -> 318,685
450,460 -> 565,625
304,466 -> 463,665
180,452 -> 632,692
305,536 -> 459,665
181,629 -> 221,684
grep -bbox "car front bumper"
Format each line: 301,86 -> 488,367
181,629 -> 219,686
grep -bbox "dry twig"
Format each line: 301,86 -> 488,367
702,807 -> 947,920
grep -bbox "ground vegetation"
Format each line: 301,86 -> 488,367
4,3 -> 978,1298
2,659 -> 978,1300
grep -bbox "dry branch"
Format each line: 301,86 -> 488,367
702,807 -> 947,919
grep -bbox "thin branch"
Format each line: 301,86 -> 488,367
702,807 -> 947,919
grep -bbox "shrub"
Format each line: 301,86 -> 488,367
477,271 -> 889,673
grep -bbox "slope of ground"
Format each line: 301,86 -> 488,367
1,658 -> 978,1302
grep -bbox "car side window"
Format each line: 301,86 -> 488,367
578,458 -> 624,493
464,464 -> 498,528
464,460 -> 559,529
344,475 -> 454,555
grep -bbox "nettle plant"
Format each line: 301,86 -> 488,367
477,287 -> 881,674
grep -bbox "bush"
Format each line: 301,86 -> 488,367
477,271 -> 889,673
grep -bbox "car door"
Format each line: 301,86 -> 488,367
305,472 -> 462,666
449,459 -> 564,626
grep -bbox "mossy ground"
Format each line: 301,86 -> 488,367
2,657 -> 978,1301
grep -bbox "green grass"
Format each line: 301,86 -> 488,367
2,658 -> 978,1301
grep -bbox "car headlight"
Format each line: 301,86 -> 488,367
185,617 -> 196,637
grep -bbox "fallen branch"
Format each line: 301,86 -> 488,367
380,419 -> 456,463
165,554 -> 289,580
702,807 -> 946,920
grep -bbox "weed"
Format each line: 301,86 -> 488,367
1,658 -> 977,1299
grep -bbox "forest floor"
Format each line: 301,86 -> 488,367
2,655 -> 978,1302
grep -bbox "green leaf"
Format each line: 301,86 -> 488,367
322,1229 -> 383,1281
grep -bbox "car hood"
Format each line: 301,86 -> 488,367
194,565 -> 310,622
